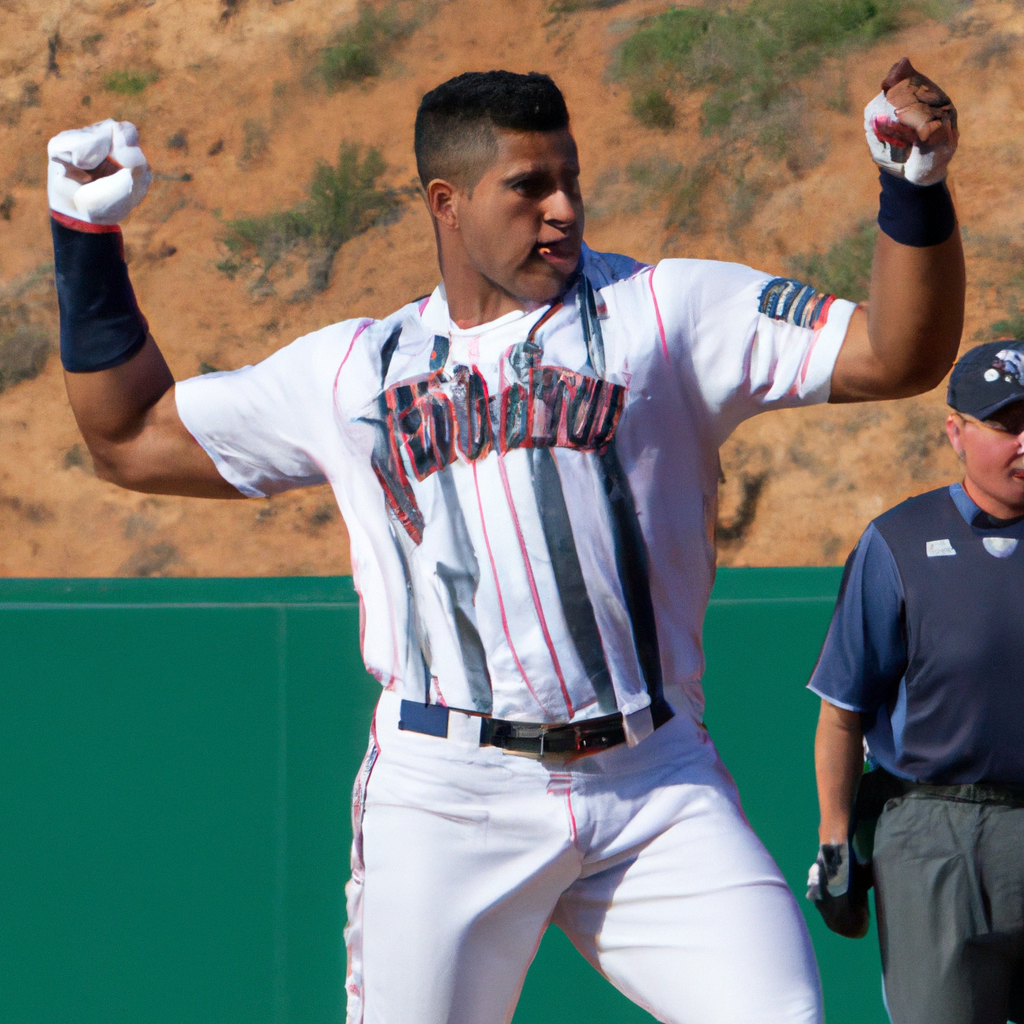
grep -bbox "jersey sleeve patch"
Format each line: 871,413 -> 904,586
758,277 -> 835,330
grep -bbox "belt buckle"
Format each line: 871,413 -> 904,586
515,723 -> 549,760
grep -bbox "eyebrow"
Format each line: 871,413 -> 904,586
502,163 -> 581,186
504,168 -> 546,183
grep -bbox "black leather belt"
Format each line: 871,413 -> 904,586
398,698 -> 674,757
898,779 -> 1024,808
863,768 -> 1024,810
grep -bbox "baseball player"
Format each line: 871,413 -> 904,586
49,61 -> 963,1023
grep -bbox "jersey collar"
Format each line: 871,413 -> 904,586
949,482 -> 1024,529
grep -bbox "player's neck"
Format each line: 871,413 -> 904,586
442,267 -> 528,330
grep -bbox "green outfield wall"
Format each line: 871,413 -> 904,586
0,569 -> 888,1024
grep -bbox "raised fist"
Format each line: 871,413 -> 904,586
48,120 -> 151,226
864,58 -> 958,186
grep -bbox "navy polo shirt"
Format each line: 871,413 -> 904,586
809,484 -> 1024,784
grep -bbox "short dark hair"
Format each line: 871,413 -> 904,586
414,71 -> 569,192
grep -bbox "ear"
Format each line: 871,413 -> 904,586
427,178 -> 460,230
945,413 -> 965,460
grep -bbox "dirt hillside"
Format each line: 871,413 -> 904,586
1,0 -> 1022,576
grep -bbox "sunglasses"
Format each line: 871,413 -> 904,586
958,406 -> 1024,437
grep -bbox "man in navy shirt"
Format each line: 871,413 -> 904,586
807,339 -> 1024,1024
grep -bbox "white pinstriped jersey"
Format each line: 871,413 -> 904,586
176,245 -> 855,726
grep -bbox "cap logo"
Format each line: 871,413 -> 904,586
984,368 -> 1000,382
992,349 -> 1024,387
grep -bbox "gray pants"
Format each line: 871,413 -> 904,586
873,795 -> 1024,1024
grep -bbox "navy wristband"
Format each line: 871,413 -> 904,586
50,216 -> 149,372
877,171 -> 956,248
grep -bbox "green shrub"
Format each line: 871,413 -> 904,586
315,4 -> 414,89
220,143 -> 399,294
102,69 -> 159,95
306,146 -> 395,248
607,0 -> 949,227
625,157 -> 683,194
790,221 -> 876,302
990,305 -> 1024,340
215,257 -> 241,279
614,0 -> 920,135
664,159 -> 716,232
630,89 -> 676,130
616,7 -> 711,80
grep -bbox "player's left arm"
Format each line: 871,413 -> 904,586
830,59 -> 965,403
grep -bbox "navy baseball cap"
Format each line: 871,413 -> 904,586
947,340 -> 1024,419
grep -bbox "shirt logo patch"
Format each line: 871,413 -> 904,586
926,539 -> 957,557
983,536 -> 1018,558
758,278 -> 835,329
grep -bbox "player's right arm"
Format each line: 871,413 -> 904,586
63,337 -> 241,497
49,120 -> 248,498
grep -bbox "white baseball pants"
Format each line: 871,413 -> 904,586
345,689 -> 822,1024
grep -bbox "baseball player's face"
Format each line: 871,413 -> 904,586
947,402 -> 1024,517
454,128 -> 584,305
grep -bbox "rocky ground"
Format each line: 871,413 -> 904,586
1,0 -> 1023,576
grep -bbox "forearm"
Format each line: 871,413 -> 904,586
831,222 -> 964,403
65,333 -> 172,446
830,60 -> 966,402
52,209 -> 172,450
865,225 -> 964,396
54,227 -> 209,493
815,700 -> 865,844
64,333 -> 180,490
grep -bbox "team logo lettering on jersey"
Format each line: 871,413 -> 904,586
370,441 -> 425,545
758,277 -> 835,330
450,365 -> 493,461
384,375 -> 455,482
501,366 -> 625,454
368,352 -> 628,543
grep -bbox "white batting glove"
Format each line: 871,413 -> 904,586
47,120 -> 152,226
864,58 -> 958,187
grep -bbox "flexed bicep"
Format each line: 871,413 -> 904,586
63,336 -> 243,498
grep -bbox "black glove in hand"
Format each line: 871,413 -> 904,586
806,843 -> 870,939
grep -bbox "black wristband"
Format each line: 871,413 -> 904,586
876,171 -> 956,248
50,217 -> 149,372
